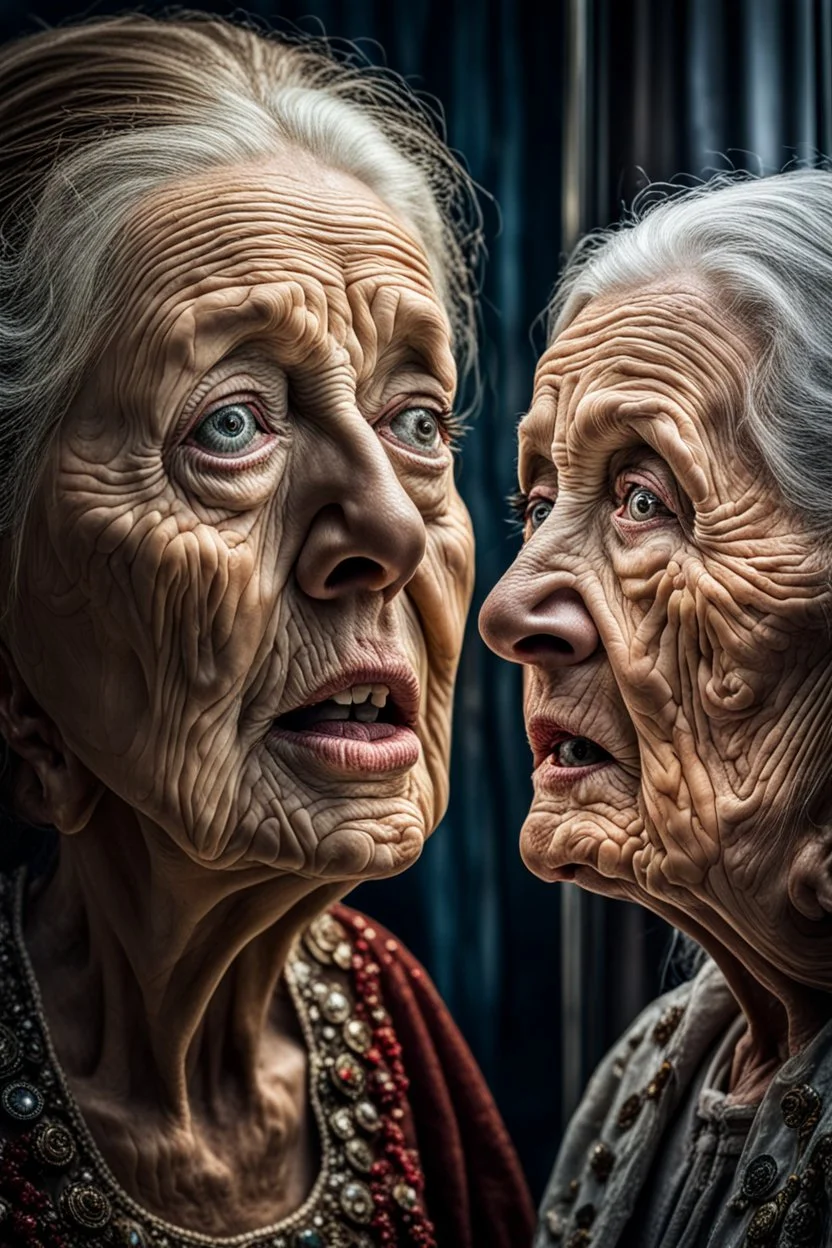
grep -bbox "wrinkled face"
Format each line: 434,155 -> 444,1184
481,284 -> 832,988
9,157 -> 474,878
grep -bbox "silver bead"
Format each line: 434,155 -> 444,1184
340,1180 -> 374,1224
322,989 -> 351,1025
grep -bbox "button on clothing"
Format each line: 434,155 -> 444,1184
536,961 -> 832,1248
618,1016 -> 756,1248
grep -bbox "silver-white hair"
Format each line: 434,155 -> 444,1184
0,16 -> 482,581
548,169 -> 832,535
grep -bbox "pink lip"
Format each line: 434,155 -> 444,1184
268,662 -> 421,775
268,723 -> 421,774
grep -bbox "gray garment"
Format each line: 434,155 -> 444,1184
535,961 -> 832,1248
617,1014 -> 755,1248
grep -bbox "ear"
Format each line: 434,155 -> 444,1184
787,834 -> 832,921
0,642 -> 102,834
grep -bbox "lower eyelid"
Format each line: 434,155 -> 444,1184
181,433 -> 277,471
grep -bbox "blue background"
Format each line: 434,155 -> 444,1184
2,0 -> 829,1199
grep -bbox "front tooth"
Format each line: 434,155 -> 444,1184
332,690 -> 352,705
370,685 -> 389,708
352,684 -> 372,704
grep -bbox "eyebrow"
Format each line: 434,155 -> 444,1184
161,285 -> 325,383
519,450 -> 558,491
518,402 -> 558,463
373,314 -> 456,390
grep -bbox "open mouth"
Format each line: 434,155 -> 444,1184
550,736 -> 611,768
274,682 -> 403,742
268,670 -> 421,774
528,717 -> 614,778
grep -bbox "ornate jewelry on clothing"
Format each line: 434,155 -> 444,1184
0,871 -> 436,1248
536,962 -> 832,1248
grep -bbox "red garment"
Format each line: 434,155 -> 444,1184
334,905 -> 535,1248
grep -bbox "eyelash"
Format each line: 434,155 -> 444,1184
429,407 -> 468,449
507,489 -> 530,527
184,398 -> 466,452
615,477 -> 675,515
506,480 -> 676,533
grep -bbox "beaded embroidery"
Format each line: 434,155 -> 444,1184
0,871 -> 436,1248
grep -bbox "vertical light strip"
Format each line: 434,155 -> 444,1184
560,885 -> 585,1123
560,0 -> 591,1130
562,0 -> 590,252
820,0 -> 832,158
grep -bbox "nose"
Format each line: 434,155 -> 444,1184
479,581 -> 600,667
295,425 -> 426,602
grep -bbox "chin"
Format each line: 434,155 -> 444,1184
148,732 -> 443,879
313,807 -> 429,879
519,799 -> 644,889
191,784 -> 430,880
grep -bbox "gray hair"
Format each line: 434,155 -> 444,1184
548,169 -> 832,535
0,14 -> 482,584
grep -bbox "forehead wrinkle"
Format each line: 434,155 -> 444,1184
553,319 -> 749,410
115,165 -> 438,345
127,174 -> 429,268
546,288 -> 756,486
564,391 -> 710,504
553,280 -> 717,341
350,283 -> 455,392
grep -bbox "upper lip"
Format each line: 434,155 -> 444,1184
527,714 -> 612,769
274,663 -> 421,730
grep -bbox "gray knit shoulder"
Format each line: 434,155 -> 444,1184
535,960 -> 736,1247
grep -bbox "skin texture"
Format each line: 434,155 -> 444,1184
480,284 -> 832,1102
0,153 -> 474,1233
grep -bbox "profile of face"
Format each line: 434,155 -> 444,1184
481,283 -> 832,991
5,153 -> 474,881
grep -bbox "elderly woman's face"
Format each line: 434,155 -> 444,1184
10,158 -> 474,878
481,285 -> 832,986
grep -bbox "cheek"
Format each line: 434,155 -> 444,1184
409,492 -> 474,664
606,546 -> 831,880
32,491 -> 284,792
396,494 -> 472,820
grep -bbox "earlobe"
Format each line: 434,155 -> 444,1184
0,642 -> 102,834
787,836 -> 832,921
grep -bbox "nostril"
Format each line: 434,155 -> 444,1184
325,556 -> 385,592
514,634 -> 574,658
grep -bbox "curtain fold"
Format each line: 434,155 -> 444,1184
0,0 -> 828,1200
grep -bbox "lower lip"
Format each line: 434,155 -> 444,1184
268,722 -> 421,774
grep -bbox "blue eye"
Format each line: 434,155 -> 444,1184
387,407 -> 442,454
191,403 -> 262,455
528,498 -> 554,531
625,486 -> 665,522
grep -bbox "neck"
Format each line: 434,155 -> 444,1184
598,876 -> 832,1103
661,904 -> 832,1102
706,949 -> 826,1100
24,797 -> 345,1123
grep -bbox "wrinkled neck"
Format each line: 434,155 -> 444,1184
22,797 -> 344,1121
666,911 -> 832,1102
719,954 -> 832,1102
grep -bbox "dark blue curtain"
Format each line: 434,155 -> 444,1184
1,0 -> 829,1201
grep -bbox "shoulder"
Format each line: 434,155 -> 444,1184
329,901 -> 502,1113
707,1009 -> 832,1248
536,959 -> 739,1246
330,904 -> 440,1010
